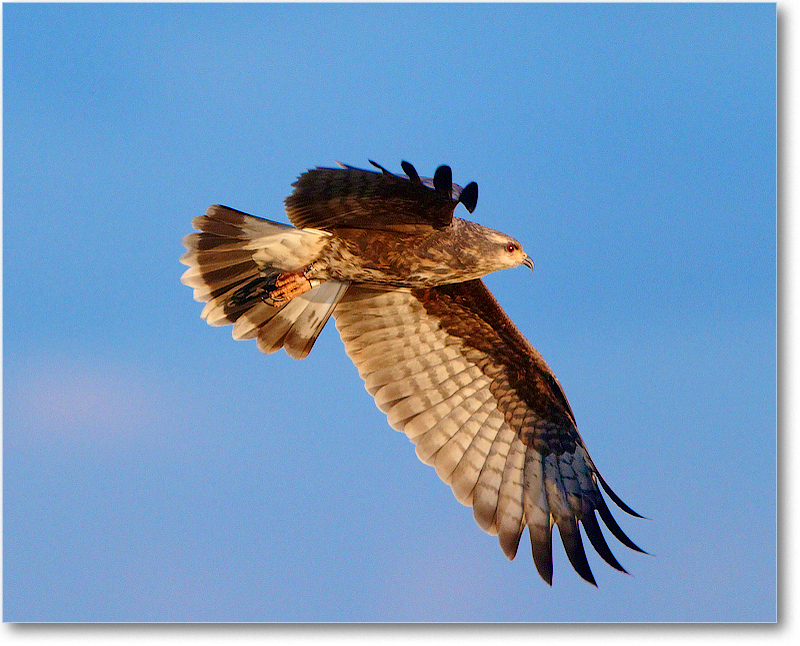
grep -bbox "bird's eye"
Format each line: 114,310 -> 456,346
506,243 -> 517,253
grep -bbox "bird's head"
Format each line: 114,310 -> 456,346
501,237 -> 535,273
459,222 -> 534,276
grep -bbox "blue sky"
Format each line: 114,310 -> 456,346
3,2 -> 776,622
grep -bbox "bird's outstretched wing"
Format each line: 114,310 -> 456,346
333,280 -> 646,585
285,161 -> 478,232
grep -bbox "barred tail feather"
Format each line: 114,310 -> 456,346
254,281 -> 349,359
180,205 -> 344,359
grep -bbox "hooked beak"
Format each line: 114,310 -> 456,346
521,255 -> 534,273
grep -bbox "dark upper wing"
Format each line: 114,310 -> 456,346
284,160 -> 478,232
333,279 -> 645,585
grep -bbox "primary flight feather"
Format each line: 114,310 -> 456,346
180,160 -> 645,585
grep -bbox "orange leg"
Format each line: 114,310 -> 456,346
269,264 -> 318,303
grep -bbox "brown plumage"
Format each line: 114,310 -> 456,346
180,160 -> 645,585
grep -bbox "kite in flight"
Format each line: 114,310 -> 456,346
180,160 -> 645,585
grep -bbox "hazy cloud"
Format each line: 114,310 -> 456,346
5,356 -> 181,448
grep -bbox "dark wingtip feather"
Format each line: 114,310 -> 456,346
582,512 -> 629,574
368,160 -> 393,175
556,516 -> 597,586
596,494 -> 649,555
400,161 -> 421,184
458,181 -> 479,213
433,165 -> 453,196
528,523 -> 554,586
596,472 -> 646,518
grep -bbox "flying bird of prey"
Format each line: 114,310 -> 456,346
180,160 -> 645,585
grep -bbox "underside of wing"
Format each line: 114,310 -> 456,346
284,160 -> 478,232
333,281 -> 645,585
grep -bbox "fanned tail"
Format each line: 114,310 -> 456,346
180,205 -> 347,359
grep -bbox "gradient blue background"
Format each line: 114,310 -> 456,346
3,2 -> 776,622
